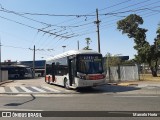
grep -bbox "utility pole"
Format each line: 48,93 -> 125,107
94,8 -> 101,53
33,45 -> 35,78
62,45 -> 66,52
0,37 -> 2,82
77,40 -> 79,50
29,47 -> 54,78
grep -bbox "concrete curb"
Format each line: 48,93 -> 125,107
107,83 -> 118,85
117,83 -> 138,86
0,80 -> 14,86
107,82 -> 138,86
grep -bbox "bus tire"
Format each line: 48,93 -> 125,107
45,77 -> 47,83
48,76 -> 51,84
64,78 -> 70,89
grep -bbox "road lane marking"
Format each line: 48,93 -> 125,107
43,86 -> 61,93
0,87 -> 5,93
0,86 -> 69,93
20,86 -> 33,93
32,86 -> 46,92
0,108 -> 43,111
10,87 -> 19,93
114,96 -> 159,98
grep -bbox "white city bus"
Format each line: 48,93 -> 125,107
2,65 -> 33,79
45,50 -> 106,89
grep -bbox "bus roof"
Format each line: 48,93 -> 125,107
2,65 -> 30,68
46,50 -> 101,62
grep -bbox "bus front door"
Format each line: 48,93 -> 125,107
68,57 -> 76,86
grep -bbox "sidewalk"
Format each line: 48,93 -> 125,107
104,79 -> 160,95
117,80 -> 160,88
0,80 -> 13,86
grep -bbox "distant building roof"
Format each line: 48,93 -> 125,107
103,56 -> 129,61
118,56 -> 129,60
19,60 -> 46,69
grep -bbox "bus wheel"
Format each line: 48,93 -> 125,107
48,76 -> 51,84
64,78 -> 70,89
45,77 -> 47,83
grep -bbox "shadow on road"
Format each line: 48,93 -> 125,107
4,94 -> 36,106
76,85 -> 141,93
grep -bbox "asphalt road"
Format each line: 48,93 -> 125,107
1,94 -> 160,111
0,78 -> 160,120
0,94 -> 160,120
1,77 -> 160,95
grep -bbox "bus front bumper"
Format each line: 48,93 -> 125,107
75,78 -> 106,88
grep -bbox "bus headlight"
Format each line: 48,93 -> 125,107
79,74 -> 105,80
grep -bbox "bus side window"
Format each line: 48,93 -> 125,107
46,64 -> 52,75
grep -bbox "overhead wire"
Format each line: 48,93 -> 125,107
79,9 -> 160,38
1,0 -> 160,55
0,4 -> 81,48
44,0 -> 160,53
60,0 -> 132,26
2,44 -> 54,57
44,0 -> 135,51
0,0 -> 134,52
45,1 -> 159,54
74,3 -> 160,38
58,0 -> 154,37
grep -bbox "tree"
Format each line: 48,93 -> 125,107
117,14 -> 160,77
152,24 -> 160,76
105,53 -> 121,67
83,37 -> 92,50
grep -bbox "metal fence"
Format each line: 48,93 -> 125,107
106,65 -> 139,82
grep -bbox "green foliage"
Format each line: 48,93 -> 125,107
83,37 -> 92,50
117,14 -> 160,77
117,14 -> 150,64
154,24 -> 160,58
105,53 -> 121,66
121,59 -> 135,65
117,14 -> 144,38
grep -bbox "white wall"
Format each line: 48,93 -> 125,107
0,70 -> 8,81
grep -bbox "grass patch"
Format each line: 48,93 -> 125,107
140,74 -> 160,81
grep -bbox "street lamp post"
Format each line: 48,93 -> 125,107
0,37 -> 2,82
62,46 -> 66,53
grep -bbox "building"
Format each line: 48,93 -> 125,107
19,60 -> 46,77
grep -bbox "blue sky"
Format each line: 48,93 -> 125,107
0,0 -> 160,61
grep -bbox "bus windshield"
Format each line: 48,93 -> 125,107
77,55 -> 103,74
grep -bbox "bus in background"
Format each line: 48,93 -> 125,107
45,50 -> 106,89
1,65 -> 33,79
